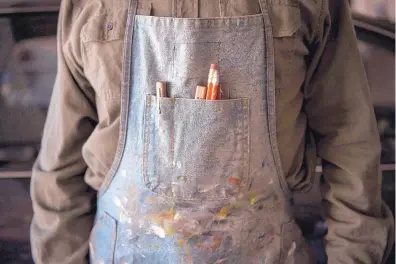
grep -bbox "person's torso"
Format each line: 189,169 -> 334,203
76,0 -> 315,196
81,0 -> 317,263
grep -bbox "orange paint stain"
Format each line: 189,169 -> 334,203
228,177 -> 241,185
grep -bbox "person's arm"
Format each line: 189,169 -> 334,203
30,1 -> 98,263
303,0 -> 394,263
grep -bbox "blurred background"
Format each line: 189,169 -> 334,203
0,0 -> 394,263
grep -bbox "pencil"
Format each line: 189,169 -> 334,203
210,70 -> 220,100
206,64 -> 217,100
156,82 -> 167,97
156,82 -> 167,113
195,86 -> 207,99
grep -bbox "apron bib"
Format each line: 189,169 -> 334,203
90,0 -> 312,263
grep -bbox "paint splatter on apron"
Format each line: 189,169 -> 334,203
89,0 -> 312,263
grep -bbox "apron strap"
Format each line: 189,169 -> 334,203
257,0 -> 268,16
121,0 -> 138,89
257,0 -> 290,196
99,0 -> 138,195
219,0 -> 227,17
172,0 -> 199,18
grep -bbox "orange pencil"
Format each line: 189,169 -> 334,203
210,70 -> 220,100
206,64 -> 217,100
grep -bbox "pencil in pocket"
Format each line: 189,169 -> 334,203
195,86 -> 207,99
156,81 -> 167,113
206,64 -> 217,100
210,70 -> 220,100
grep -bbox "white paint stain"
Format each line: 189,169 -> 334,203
138,219 -> 145,228
198,184 -> 219,193
215,258 -> 227,264
287,241 -> 296,256
119,212 -> 132,224
174,212 -> 182,220
176,161 -> 182,168
113,196 -> 123,208
151,225 -> 166,238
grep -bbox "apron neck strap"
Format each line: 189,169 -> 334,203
258,0 -> 268,16
120,0 -> 138,104
129,0 -> 138,17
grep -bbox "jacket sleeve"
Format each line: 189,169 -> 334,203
303,0 -> 394,263
30,1 -> 98,263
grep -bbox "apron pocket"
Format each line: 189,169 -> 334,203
143,95 -> 249,201
89,213 -> 117,264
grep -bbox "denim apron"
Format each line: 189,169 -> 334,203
89,0 -> 313,263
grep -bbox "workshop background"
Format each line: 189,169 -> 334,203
0,0 -> 394,263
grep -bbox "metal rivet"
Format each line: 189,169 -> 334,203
107,22 -> 113,31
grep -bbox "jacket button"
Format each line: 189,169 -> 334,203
107,23 -> 113,31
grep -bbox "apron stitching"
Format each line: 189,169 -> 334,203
244,98 -> 250,190
172,44 -> 176,78
143,95 -> 151,188
171,100 -> 176,198
219,0 -> 228,17
240,99 -> 247,190
259,0 -> 290,198
98,0 -> 138,197
134,18 -> 264,29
